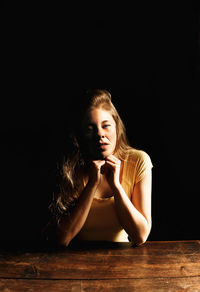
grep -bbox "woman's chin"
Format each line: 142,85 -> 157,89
90,151 -> 108,160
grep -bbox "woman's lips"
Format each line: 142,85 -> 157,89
98,143 -> 110,150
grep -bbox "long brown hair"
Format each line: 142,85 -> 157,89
49,89 -> 131,223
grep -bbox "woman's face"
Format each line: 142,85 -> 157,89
82,108 -> 117,160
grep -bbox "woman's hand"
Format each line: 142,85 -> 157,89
88,160 -> 105,186
102,155 -> 121,189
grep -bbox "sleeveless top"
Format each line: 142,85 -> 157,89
76,148 -> 153,242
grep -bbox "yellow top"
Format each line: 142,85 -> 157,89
76,148 -> 153,242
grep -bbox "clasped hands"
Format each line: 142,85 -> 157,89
89,155 -> 121,190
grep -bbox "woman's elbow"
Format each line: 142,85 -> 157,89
134,235 -> 148,246
56,232 -> 72,247
131,224 -> 152,246
130,234 -> 146,246
58,238 -> 71,247
56,228 -> 72,247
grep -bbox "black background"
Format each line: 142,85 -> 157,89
1,3 -> 199,246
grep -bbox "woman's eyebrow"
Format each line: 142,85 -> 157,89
87,120 -> 110,126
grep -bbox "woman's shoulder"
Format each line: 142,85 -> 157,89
125,147 -> 152,164
124,148 -> 153,184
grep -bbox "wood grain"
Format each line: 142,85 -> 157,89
0,241 -> 199,291
0,277 -> 200,292
0,241 -> 199,280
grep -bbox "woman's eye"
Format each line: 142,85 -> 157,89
103,124 -> 111,128
87,125 -> 94,132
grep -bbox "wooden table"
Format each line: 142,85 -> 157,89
0,240 -> 199,291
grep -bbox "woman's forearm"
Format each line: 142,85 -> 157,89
56,182 -> 98,246
56,160 -> 105,246
114,184 -> 151,245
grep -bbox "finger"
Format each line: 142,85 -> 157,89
106,156 -> 120,165
106,154 -> 117,160
105,160 -> 116,168
93,159 -> 104,162
93,160 -> 105,169
98,162 -> 106,170
106,154 -> 118,161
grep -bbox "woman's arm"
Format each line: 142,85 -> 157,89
114,168 -> 152,245
56,181 -> 97,246
105,155 -> 152,245
56,160 -> 105,247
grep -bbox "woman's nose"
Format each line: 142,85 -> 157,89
97,127 -> 105,138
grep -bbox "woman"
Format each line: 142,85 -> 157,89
47,89 -> 153,246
